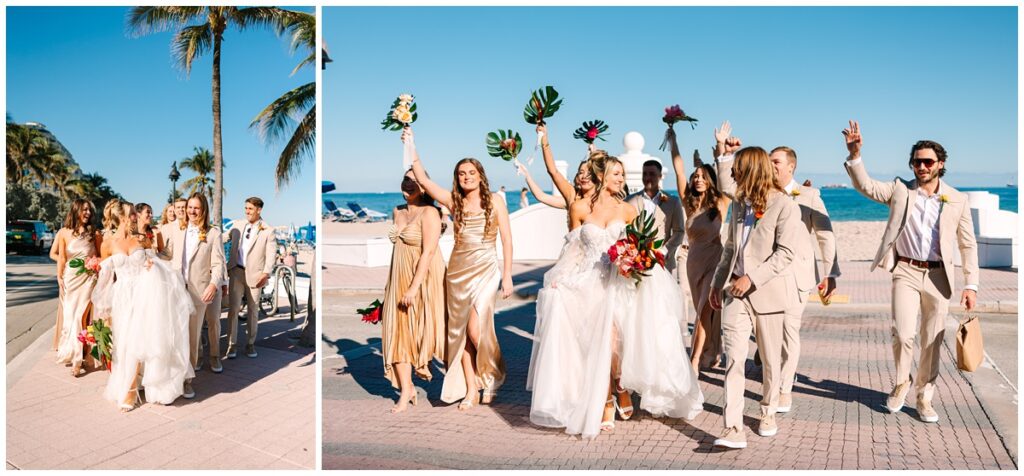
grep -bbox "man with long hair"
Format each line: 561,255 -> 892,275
709,146 -> 808,449
842,120 -> 978,423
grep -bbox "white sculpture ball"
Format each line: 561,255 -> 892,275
623,131 -> 644,153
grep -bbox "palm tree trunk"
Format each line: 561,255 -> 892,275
211,30 -> 224,228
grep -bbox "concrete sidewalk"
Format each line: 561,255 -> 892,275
323,300 -> 1016,470
6,310 -> 316,470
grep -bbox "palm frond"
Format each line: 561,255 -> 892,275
250,82 -> 315,145
125,6 -> 204,37
171,25 -> 214,74
274,106 -> 315,189
230,7 -> 292,32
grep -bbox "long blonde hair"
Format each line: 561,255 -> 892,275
588,155 -> 626,208
733,146 -> 783,213
159,203 -> 176,225
450,158 -> 493,236
102,199 -> 121,232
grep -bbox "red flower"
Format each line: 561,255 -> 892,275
77,330 -> 88,344
754,209 -> 765,220
500,138 -> 517,153
586,127 -> 599,140
361,306 -> 381,324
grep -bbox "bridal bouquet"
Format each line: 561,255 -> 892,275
486,129 -> 523,163
78,319 -> 113,371
68,256 -> 102,278
381,94 -> 418,170
607,210 -> 666,285
659,104 -> 699,151
523,86 -> 562,165
572,120 -> 609,145
357,299 -> 383,325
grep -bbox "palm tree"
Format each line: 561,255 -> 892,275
5,120 -> 75,192
127,6 -> 295,227
179,146 -> 222,199
250,10 -> 315,190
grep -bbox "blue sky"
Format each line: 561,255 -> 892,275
324,6 -> 1017,192
7,6 -> 316,226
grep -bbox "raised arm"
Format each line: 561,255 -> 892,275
400,209 -> 443,308
403,126 -> 454,209
713,121 -> 740,199
517,161 -> 567,209
842,120 -> 896,204
538,124 -> 577,205
668,127 -> 689,198
494,193 -> 514,299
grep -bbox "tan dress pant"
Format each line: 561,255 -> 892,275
721,295 -> 794,429
202,289 -> 222,361
227,267 -> 260,347
779,299 -> 808,394
185,286 -> 211,371
891,261 -> 950,402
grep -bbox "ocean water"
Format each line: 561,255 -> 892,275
324,187 -> 1018,222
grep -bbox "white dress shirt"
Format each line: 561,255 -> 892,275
183,224 -> 199,279
240,221 -> 258,268
895,184 -> 943,263
734,202 -> 756,277
641,191 -> 661,216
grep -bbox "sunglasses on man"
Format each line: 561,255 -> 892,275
911,158 -> 939,168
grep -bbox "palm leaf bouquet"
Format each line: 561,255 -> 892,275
606,209 -> 666,285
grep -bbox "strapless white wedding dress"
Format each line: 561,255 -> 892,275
93,248 -> 195,406
528,221 -> 703,439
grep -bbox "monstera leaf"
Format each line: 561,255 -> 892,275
523,86 -> 563,125
486,129 -> 523,161
572,120 -> 609,144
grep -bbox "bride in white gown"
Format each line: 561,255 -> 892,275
528,156 -> 703,438
92,200 -> 194,411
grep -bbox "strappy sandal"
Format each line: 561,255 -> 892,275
120,388 -> 140,413
481,390 -> 496,405
601,396 -> 616,432
458,389 -> 479,411
614,387 -> 634,420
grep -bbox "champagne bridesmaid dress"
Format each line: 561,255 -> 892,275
440,211 -> 506,403
381,212 -> 446,388
55,234 -> 98,367
685,208 -> 724,360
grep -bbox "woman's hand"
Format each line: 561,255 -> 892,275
401,125 -> 414,145
709,290 -> 722,310
400,287 -> 418,308
500,275 -> 514,299
537,124 -> 548,146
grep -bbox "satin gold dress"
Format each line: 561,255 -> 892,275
55,234 -> 98,366
381,213 -> 447,388
440,211 -> 506,403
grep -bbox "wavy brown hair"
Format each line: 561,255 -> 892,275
589,155 -> 626,208
63,198 -> 97,239
683,164 -> 723,221
450,158 -> 493,236
187,192 -> 211,233
733,146 -> 783,213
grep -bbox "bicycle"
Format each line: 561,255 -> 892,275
260,262 -> 299,321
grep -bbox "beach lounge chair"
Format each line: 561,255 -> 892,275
347,202 -> 388,222
323,200 -> 356,222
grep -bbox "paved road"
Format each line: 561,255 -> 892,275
323,292 -> 1017,470
6,254 -> 60,363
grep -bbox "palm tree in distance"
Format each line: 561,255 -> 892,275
127,6 -> 295,227
250,11 -> 315,190
179,146 -> 222,199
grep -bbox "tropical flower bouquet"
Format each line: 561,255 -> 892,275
381,94 -> 418,170
78,319 -> 113,371
573,120 -> 609,145
607,210 -> 666,285
68,256 -> 102,278
659,104 -> 699,151
486,129 -> 523,169
523,85 -> 563,165
357,299 -> 383,325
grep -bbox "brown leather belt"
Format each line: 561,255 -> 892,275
897,255 -> 942,269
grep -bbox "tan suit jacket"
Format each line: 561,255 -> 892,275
711,192 -> 807,314
223,219 -> 277,287
626,191 -> 685,273
715,157 -> 832,293
844,159 -> 979,296
164,225 -> 226,293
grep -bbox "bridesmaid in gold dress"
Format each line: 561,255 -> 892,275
54,199 -> 103,376
666,127 -> 730,376
381,169 -> 447,413
404,126 -> 514,410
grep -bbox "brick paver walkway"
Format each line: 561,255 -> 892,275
7,313 -> 316,470
323,302 -> 1016,470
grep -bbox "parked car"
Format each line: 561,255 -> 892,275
6,220 -> 54,254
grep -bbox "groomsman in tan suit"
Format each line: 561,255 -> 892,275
164,193 -> 226,398
767,146 -> 840,413
223,197 -> 277,359
626,160 -> 686,274
709,146 -> 809,449
842,120 -> 978,423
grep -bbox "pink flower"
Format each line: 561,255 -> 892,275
77,330 -> 88,344
85,257 -> 102,273
586,127 -> 599,140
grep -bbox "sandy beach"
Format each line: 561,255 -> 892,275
321,219 -> 887,262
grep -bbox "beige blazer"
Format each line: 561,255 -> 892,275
626,191 -> 685,273
223,219 -> 277,287
164,225 -> 226,293
711,192 -> 807,314
844,159 -> 979,296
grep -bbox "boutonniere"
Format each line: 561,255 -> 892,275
753,208 -> 765,227
179,221 -> 186,231
659,195 -> 668,204
940,194 -> 949,203
258,223 -> 267,232
791,189 -> 801,197
198,230 -> 207,243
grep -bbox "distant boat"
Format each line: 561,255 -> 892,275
821,183 -> 849,189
